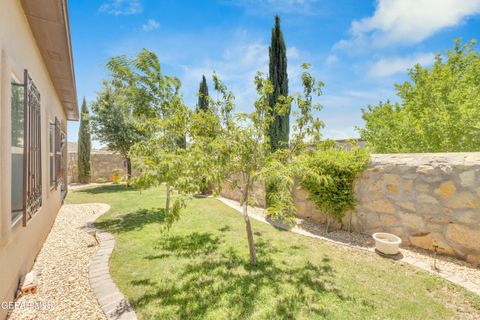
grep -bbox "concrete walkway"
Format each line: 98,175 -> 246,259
218,197 -> 480,297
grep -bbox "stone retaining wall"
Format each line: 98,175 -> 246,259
68,152 -> 128,183
221,153 -> 480,264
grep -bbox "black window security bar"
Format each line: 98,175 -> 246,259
23,69 -> 42,226
54,117 -> 62,187
60,130 -> 67,199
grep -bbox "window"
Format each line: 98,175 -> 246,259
11,70 -> 42,226
49,122 -> 55,187
55,119 -> 61,185
11,76 -> 24,224
51,117 -> 62,188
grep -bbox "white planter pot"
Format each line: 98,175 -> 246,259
373,232 -> 401,255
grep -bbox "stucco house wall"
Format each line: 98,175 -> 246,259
0,1 -> 76,318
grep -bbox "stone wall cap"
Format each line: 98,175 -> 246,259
371,152 -> 480,166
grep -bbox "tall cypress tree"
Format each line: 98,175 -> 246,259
268,15 -> 289,151
78,98 -> 91,183
197,75 -> 209,112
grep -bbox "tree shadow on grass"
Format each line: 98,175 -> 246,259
76,184 -> 138,194
145,232 -> 222,259
95,208 -> 166,233
131,232 -> 358,320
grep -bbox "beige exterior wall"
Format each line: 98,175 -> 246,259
221,153 -> 480,265
0,1 -> 68,318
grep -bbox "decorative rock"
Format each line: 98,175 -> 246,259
417,194 -> 439,204
423,215 -> 450,224
379,214 -> 400,225
384,174 -> 401,186
398,201 -> 415,212
446,224 -> 480,250
409,232 -> 454,255
401,213 -> 424,229
363,199 -> 395,214
402,180 -> 413,190
445,192 -> 480,209
295,201 -> 313,218
417,165 -> 434,175
454,211 -> 477,225
434,181 -> 456,198
415,183 -> 430,193
466,254 -> 480,266
293,188 -> 309,202
365,212 -> 381,227
386,184 -> 399,193
459,170 -> 476,187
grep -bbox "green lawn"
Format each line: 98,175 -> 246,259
67,184 -> 480,320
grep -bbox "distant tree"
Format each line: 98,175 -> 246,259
90,82 -> 144,184
77,98 -> 91,183
197,75 -> 209,112
265,15 -> 290,207
268,15 -> 290,151
359,39 -> 480,153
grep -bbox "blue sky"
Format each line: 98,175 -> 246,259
68,0 -> 480,146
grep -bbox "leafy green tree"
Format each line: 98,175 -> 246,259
188,65 -> 323,265
110,49 -> 191,212
359,39 -> 480,153
77,98 -> 91,183
197,75 -> 209,112
90,82 -> 144,184
130,101 -> 193,224
268,15 -> 289,151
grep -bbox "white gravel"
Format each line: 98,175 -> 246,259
8,204 -> 107,320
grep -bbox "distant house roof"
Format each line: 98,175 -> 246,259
21,0 -> 79,121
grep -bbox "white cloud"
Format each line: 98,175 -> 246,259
142,19 -> 160,32
179,31 -> 304,111
337,0 -> 480,48
181,40 -> 269,110
225,0 -> 323,15
367,52 -> 435,77
287,47 -> 300,59
99,0 -> 142,16
325,54 -> 338,66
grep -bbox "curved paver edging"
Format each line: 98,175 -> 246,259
83,203 -> 137,320
217,197 -> 480,297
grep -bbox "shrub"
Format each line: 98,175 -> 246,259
297,141 -> 369,231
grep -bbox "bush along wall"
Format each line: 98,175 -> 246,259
297,142 -> 370,232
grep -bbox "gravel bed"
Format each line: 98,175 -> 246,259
8,204 -> 107,320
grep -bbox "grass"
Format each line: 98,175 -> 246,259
67,184 -> 480,320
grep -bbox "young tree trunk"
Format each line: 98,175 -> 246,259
242,180 -> 257,266
126,157 -> 132,187
165,184 -> 171,213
